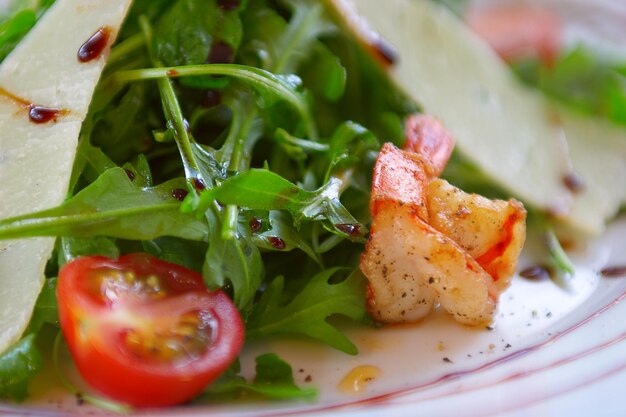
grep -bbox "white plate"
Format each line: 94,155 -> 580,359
3,218 -> 624,416
1,1 -> 625,416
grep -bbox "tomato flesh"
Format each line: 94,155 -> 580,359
57,253 -> 244,407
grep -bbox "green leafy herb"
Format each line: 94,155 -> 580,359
246,268 -> 367,355
153,0 -> 243,67
513,46 -> 626,126
0,335 -> 42,401
0,0 -> 57,63
0,168 -> 207,241
25,279 -> 58,334
545,226 -> 575,283
116,64 -> 316,139
200,169 -> 367,241
203,353 -> 317,401
203,205 -> 264,313
248,211 -> 323,266
0,10 -> 36,62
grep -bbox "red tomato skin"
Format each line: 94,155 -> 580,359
57,254 -> 245,407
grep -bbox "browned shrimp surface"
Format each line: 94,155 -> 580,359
360,115 -> 526,326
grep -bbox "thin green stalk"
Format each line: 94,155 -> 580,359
116,64 -> 316,140
221,108 -> 260,240
0,203 -> 185,240
107,32 -> 145,66
138,16 -> 201,181
272,3 -> 323,74
545,226 -> 575,276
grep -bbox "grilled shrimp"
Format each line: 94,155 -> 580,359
360,115 -> 526,326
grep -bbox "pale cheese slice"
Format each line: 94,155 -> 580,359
329,0 -> 626,235
0,0 -> 132,354
560,113 -> 626,234
329,0 -> 574,216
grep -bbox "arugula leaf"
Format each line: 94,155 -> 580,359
57,236 -> 120,265
240,0 -> 335,75
201,169 -> 367,241
0,10 -> 36,63
0,335 -> 42,401
118,0 -> 170,40
545,226 -> 575,281
271,0 -> 335,75
299,43 -> 346,102
142,236 -> 206,272
247,211 -> 322,266
25,279 -> 58,334
0,0 -> 57,63
153,0 -> 243,67
69,139 -> 117,192
246,268 -> 367,354
203,205 -> 264,313
0,168 -> 207,242
513,46 -> 626,126
90,83 -> 154,165
203,353 -> 316,401
117,64 -> 316,139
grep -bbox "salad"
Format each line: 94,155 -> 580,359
0,0 -> 624,411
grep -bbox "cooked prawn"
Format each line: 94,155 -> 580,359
466,4 -> 563,66
360,115 -> 526,326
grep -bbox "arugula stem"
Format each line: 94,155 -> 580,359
107,33 -> 145,66
116,64 -> 316,140
0,203 -> 191,241
545,226 -> 575,277
273,3 -> 323,74
222,107 -> 260,240
220,3 -> 329,239
138,16 -> 202,182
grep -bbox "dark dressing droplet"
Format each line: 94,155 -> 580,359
519,266 -> 550,280
249,217 -> 263,233
335,223 -> 362,237
218,0 -> 240,10
268,236 -> 286,250
563,172 -> 585,193
600,266 -> 626,278
28,106 -> 61,124
193,178 -> 206,191
0,87 -> 69,123
368,37 -> 398,67
77,27 -> 112,63
124,169 -> 136,181
207,41 -> 234,64
171,188 -> 189,201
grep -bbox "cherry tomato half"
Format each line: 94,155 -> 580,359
57,253 -> 244,407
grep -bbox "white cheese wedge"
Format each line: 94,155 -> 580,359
329,0 -> 626,235
561,113 -> 626,234
0,0 -> 132,354
330,0 -> 573,215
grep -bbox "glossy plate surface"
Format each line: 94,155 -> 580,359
0,1 -> 625,416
